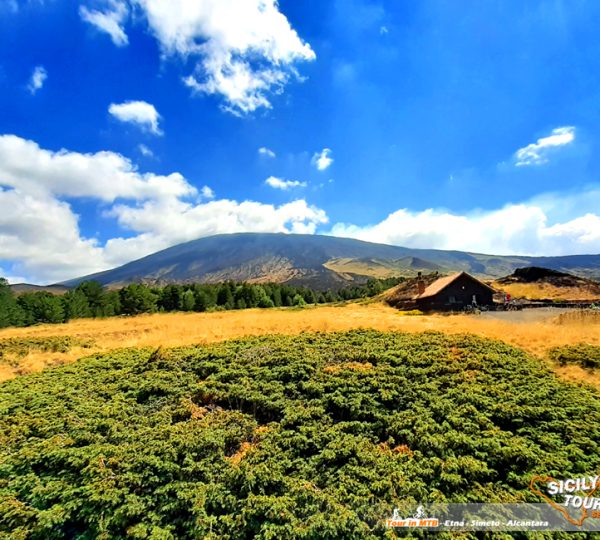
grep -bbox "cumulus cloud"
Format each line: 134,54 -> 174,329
200,185 -> 215,199
514,126 -> 575,166
27,66 -> 47,94
132,0 -> 316,114
265,176 -> 306,190
108,198 -> 326,245
330,194 -> 600,257
0,134 -> 328,283
258,146 -> 276,158
0,188 -> 106,283
312,148 -> 333,171
0,134 -> 191,202
80,0 -> 129,46
108,100 -> 162,135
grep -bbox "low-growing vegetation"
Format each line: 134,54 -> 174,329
0,277 -> 405,329
548,343 -> 600,370
1,330 -> 599,539
0,336 -> 94,367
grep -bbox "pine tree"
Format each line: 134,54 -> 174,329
119,284 -> 158,315
181,290 -> 195,311
0,278 -> 25,327
63,289 -> 91,320
76,281 -> 107,316
193,290 -> 210,312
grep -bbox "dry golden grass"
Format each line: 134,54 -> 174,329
323,258 -> 399,279
1,303 -> 599,386
554,310 -> 600,325
553,364 -> 600,387
494,281 -> 600,301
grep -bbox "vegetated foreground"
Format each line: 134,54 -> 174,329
0,330 -> 599,539
1,303 -> 600,387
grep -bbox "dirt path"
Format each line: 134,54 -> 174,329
478,307 -> 578,323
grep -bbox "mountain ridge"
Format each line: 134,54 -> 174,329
59,233 -> 600,290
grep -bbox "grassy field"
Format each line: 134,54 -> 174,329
1,302 -> 599,387
1,330 -> 599,539
493,281 -> 600,301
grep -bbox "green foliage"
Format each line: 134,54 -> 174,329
102,290 -> 121,317
181,290 -> 195,312
158,284 -> 184,312
0,277 -> 406,330
119,284 -> 158,315
548,343 -> 600,370
17,292 -> 65,324
76,281 -> 107,317
193,289 -> 210,312
1,331 -> 599,538
62,289 -> 92,320
0,278 -> 26,328
217,283 -> 235,309
292,293 -> 306,307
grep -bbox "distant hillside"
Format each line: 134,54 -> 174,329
60,233 -> 600,290
10,283 -> 69,296
495,266 -> 600,301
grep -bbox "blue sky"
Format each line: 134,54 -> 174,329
1,0 -> 600,283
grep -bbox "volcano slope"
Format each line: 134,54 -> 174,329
495,266 -> 600,301
1,330 -> 599,539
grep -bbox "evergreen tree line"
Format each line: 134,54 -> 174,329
0,276 -> 405,328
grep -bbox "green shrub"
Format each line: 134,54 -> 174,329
548,343 -> 600,369
1,331 -> 598,538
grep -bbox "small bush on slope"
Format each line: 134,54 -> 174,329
0,330 -> 599,539
548,343 -> 600,370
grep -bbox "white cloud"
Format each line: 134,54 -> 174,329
312,148 -> 333,171
133,0 -> 316,114
258,146 -> 276,158
108,198 -> 326,246
379,25 -> 388,35
1,270 -> 28,285
0,134 -> 191,202
0,134 -> 328,283
108,100 -> 162,135
27,66 -> 47,95
330,193 -> 600,257
80,0 -> 129,47
200,185 -> 215,199
0,188 -> 106,284
514,126 -> 575,166
0,135 -> 196,202
265,176 -> 306,190
138,144 -> 153,157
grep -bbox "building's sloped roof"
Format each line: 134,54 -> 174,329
383,273 -> 441,308
413,271 -> 495,300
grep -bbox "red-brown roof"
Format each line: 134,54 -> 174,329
413,271 -> 496,300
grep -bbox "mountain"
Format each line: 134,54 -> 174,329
60,233 -> 600,290
10,283 -> 69,295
